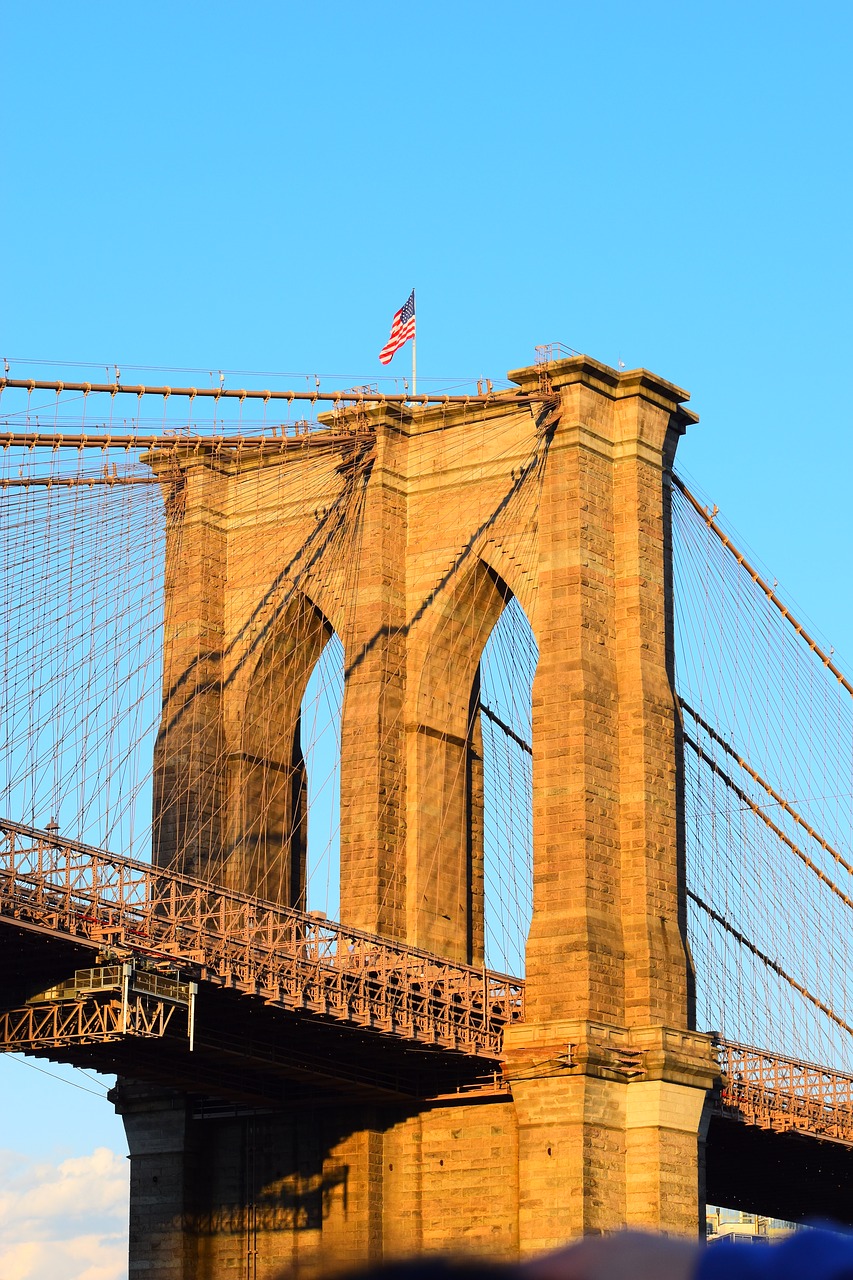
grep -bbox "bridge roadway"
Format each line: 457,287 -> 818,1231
709,1041 -> 853,1224
0,819 -> 522,1102
2,818 -> 853,1220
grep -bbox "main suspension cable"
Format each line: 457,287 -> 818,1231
683,734 -> 853,911
0,376 -> 545,408
680,699 -> 853,878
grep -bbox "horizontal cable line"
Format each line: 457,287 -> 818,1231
3,355 -> 511,385
680,699 -> 853,879
0,476 -> 158,488
672,473 -> 853,698
683,734 -> 853,911
0,376 -> 544,408
0,429 -> 358,451
479,702 -> 532,755
687,889 -> 853,1039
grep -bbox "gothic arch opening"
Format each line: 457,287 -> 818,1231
479,596 -> 538,975
228,592 -> 335,906
300,633 -> 344,919
412,561 -> 536,967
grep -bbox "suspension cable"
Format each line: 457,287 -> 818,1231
687,890 -> 853,1038
683,735 -> 853,909
672,474 -> 853,699
0,376 -> 544,408
479,702 -> 533,756
680,699 -> 853,878
0,476 -> 158,488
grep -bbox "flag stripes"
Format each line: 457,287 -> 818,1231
379,290 -> 416,365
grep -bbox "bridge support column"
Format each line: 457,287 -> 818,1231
339,410 -> 409,940
624,1078 -> 709,1230
505,1022 -> 715,1249
503,358 -> 716,1242
115,1085 -> 199,1280
150,457 -> 227,881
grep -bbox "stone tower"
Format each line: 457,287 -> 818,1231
121,354 -> 716,1276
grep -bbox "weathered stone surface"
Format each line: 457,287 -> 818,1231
126,355 -> 716,1277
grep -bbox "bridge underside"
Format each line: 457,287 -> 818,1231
0,921 -> 501,1105
706,1115 -> 853,1226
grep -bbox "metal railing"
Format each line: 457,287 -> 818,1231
0,993 -> 181,1049
0,819 -> 524,1058
9,817 -> 853,1134
717,1039 -> 853,1144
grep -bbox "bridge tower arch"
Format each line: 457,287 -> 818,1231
409,558 -> 512,964
227,590 -> 335,907
125,355 -> 717,1276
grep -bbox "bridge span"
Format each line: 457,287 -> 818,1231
3,352 -> 853,1272
0,818 -> 519,1101
4,817 -> 853,1220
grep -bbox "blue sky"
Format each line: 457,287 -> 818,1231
2,3 -> 852,1275
3,2 -> 849,645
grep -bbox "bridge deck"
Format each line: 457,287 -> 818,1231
715,1039 -> 853,1144
3,820 -> 853,1137
0,820 -> 522,1100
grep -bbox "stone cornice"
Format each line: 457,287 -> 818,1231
508,355 -> 699,430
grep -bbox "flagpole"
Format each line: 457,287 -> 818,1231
412,290 -> 416,397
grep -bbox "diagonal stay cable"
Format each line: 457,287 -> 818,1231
687,889 -> 853,1039
680,699 -> 853,880
683,734 -> 853,912
479,702 -> 533,756
672,474 -> 853,698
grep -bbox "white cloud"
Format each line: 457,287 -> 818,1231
0,1147 -> 128,1280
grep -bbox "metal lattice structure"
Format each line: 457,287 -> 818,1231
0,819 -> 522,1059
716,1041 -> 853,1144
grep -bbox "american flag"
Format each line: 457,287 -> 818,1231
378,290 -> 416,365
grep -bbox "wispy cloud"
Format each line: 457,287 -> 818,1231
0,1147 -> 128,1280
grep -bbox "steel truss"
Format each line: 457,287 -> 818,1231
716,1040 -> 853,1145
0,994 -> 182,1050
0,819 -> 523,1058
5,818 -> 853,1143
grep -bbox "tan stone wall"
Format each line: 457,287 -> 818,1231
119,1088 -> 521,1278
152,461 -> 228,880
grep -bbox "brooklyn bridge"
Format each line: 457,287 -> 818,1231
1,351 -> 851,1277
